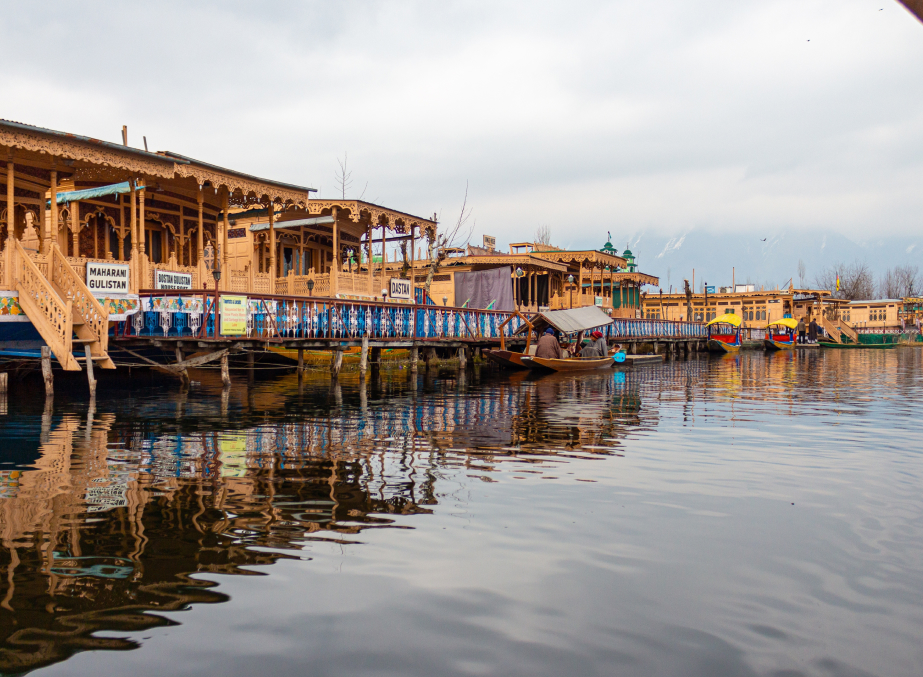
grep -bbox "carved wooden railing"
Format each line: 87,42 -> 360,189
12,239 -> 79,370
50,245 -> 110,354
229,269 -> 249,293
253,273 -> 270,294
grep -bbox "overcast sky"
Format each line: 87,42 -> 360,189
3,0 -> 922,251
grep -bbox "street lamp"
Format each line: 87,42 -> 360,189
204,243 -> 221,334
566,274 -> 575,309
382,287 -> 388,302
442,295 -> 448,306
307,278 -> 315,297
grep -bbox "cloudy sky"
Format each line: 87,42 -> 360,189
3,0 -> 922,252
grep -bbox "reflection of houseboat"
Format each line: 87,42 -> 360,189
706,313 -> 742,353
763,318 -> 797,351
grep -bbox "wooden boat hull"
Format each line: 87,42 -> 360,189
521,355 -> 614,371
818,341 -> 899,349
764,338 -> 795,351
484,349 -> 529,369
707,338 -> 740,354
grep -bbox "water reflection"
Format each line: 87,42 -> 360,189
1,349 -> 922,676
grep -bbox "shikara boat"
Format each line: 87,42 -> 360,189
484,310 -> 535,369
706,313 -> 742,354
763,318 -> 797,351
521,355 -> 615,371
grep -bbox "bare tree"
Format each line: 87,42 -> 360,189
797,259 -> 806,288
334,152 -> 367,199
814,260 -> 875,300
879,264 -> 919,298
422,183 -> 475,295
534,225 -> 552,247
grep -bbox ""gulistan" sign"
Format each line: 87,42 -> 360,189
86,262 -> 130,293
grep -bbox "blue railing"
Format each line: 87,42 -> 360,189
123,292 -> 706,342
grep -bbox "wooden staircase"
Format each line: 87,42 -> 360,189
10,240 -> 114,371
818,314 -> 859,344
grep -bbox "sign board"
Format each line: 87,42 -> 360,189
705,286 -> 716,294
389,277 -> 412,300
86,262 -> 130,294
219,296 -> 248,335
154,270 -> 193,290
595,296 -> 604,307
483,235 -> 496,251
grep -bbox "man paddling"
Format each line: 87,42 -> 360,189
535,327 -> 563,359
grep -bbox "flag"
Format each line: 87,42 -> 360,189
835,273 -> 840,292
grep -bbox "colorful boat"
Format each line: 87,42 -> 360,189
520,355 -> 615,371
763,318 -> 797,351
706,313 -> 742,354
484,348 -> 530,369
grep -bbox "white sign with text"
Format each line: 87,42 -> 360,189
154,270 -> 193,290
86,262 -> 130,294
389,277 -> 412,300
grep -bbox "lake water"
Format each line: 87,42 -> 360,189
1,349 -> 922,676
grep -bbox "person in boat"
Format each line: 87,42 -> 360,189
535,327 -> 563,359
808,318 -> 818,344
797,317 -> 806,344
590,330 -> 608,356
579,337 -> 601,358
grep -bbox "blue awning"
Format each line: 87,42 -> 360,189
48,181 -> 145,206
249,216 -> 335,232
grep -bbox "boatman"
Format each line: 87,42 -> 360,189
590,330 -> 608,356
797,317 -> 806,344
535,327 -> 563,359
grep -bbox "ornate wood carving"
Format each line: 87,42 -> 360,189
0,128 -> 174,178
173,164 -> 309,206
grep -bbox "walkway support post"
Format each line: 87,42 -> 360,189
85,345 -> 96,397
221,353 -> 231,388
360,335 -> 369,375
331,348 -> 343,377
297,347 -> 304,374
0,372 -> 7,394
41,346 -> 53,398
410,344 -> 419,372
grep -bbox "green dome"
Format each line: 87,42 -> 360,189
622,249 -> 634,258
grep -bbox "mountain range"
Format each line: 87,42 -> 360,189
596,229 -> 923,295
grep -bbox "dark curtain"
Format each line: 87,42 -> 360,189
454,267 -> 514,311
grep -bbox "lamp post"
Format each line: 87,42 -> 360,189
204,243 -> 221,336
307,278 -> 315,297
704,282 -> 709,321
442,295 -> 448,307
382,288 -> 388,303
515,267 -> 525,311
567,274 -> 575,309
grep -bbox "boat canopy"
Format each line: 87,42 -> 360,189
48,181 -> 145,206
706,312 -> 742,327
516,306 -> 613,335
766,318 -> 798,330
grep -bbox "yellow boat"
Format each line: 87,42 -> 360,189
706,313 -> 742,354
763,318 -> 798,351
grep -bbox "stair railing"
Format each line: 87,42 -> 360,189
12,239 -> 79,370
50,244 -> 110,354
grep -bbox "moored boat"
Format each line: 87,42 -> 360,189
706,313 -> 742,354
818,340 -> 899,349
763,318 -> 797,351
521,355 -> 615,371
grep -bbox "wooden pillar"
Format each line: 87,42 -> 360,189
577,262 -> 583,306
220,353 -> 231,388
457,345 -> 467,369
410,223 -> 415,291
197,186 -> 205,287
222,188 -> 229,291
0,372 -> 7,394
41,346 -> 53,398
366,223 -> 373,293
410,344 -> 419,372
269,198 -> 276,294
370,346 -> 381,373
129,183 -> 139,291
175,346 -> 189,385
330,206 -> 338,296
46,164 -> 57,254
380,222 -> 387,288
297,347 -> 304,374
139,187 -> 146,257
5,155 -> 13,247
